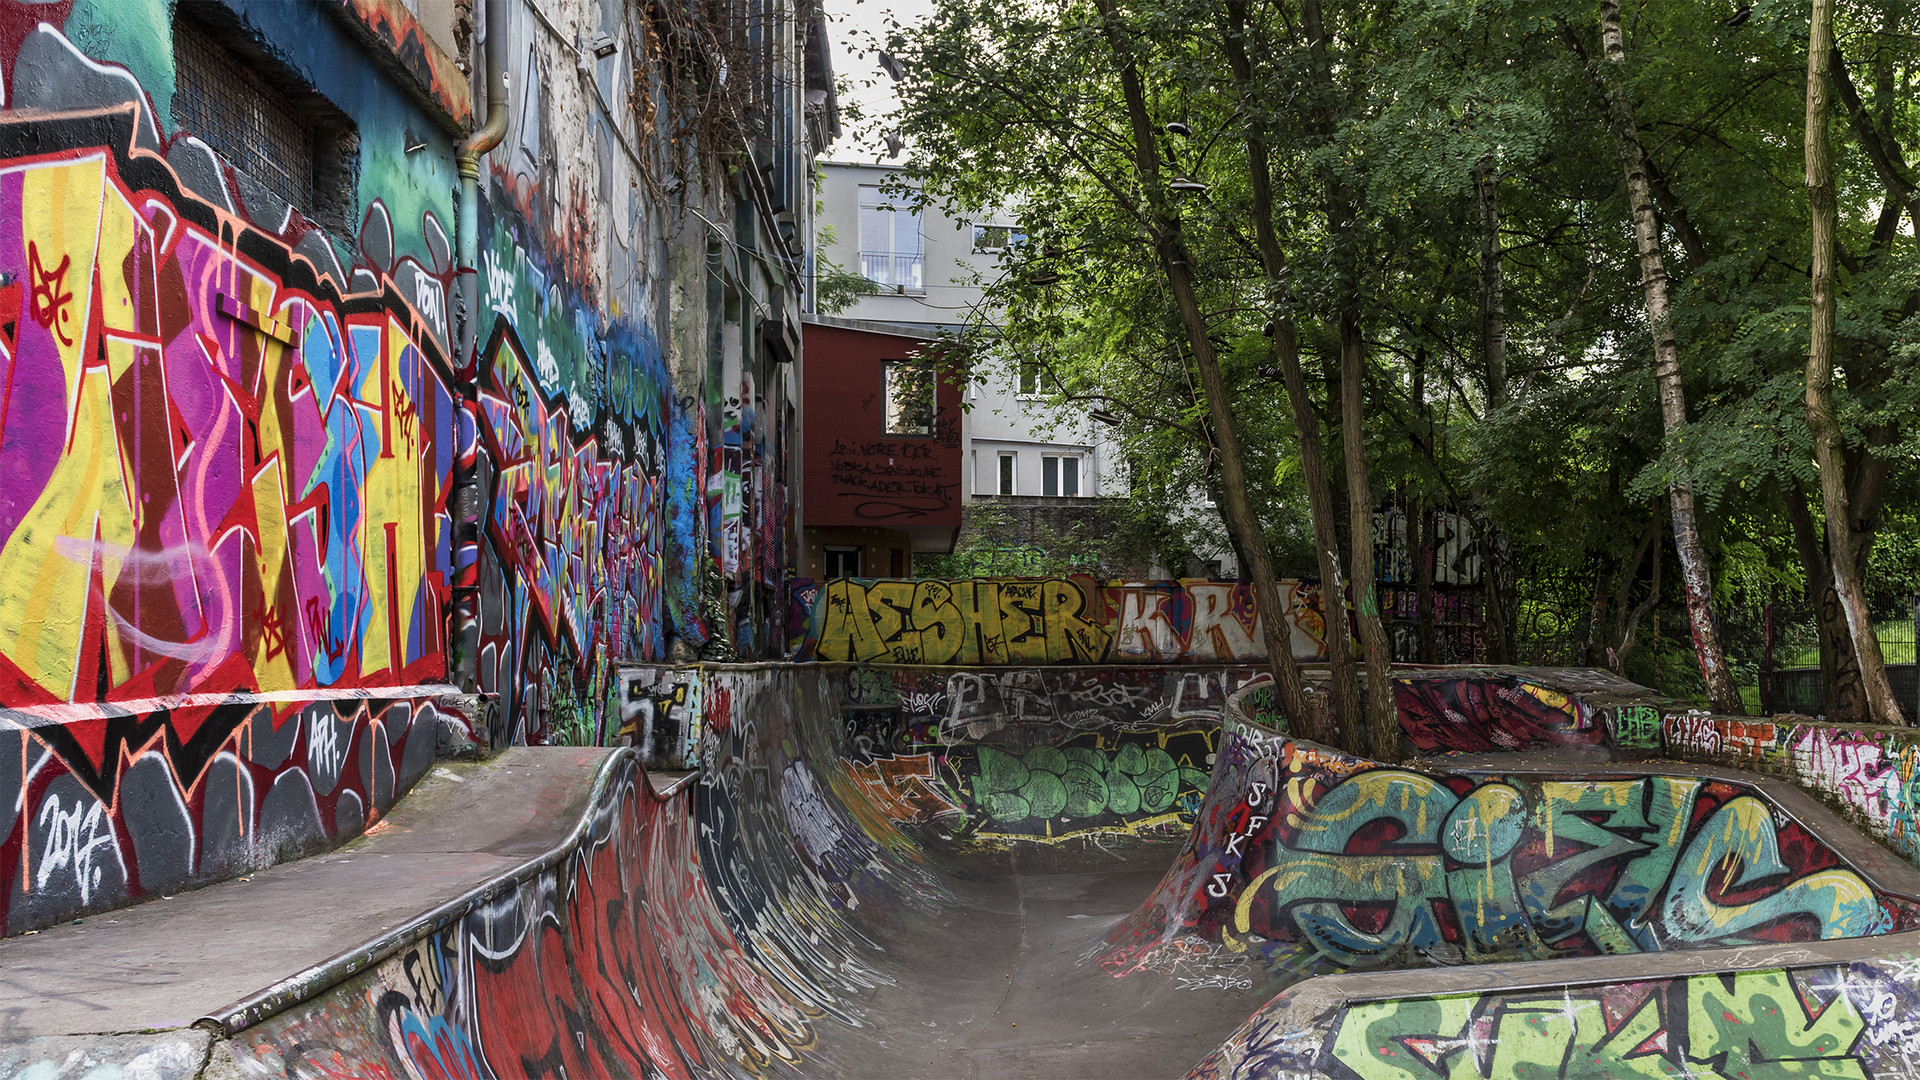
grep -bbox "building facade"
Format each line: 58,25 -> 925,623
0,0 -> 832,935
797,317 -> 962,577
811,160 -> 1129,569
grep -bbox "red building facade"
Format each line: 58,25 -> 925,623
800,318 -> 963,578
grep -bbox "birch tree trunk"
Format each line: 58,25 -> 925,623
1805,0 -> 1905,724
1597,1 -> 1744,714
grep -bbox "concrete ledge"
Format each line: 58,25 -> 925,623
0,746 -> 615,1040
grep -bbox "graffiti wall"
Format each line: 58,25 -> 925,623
0,3 -> 481,932
1101,700 -> 1920,993
0,0 -> 823,932
1190,960 -> 1920,1079
787,577 -> 1339,665
467,0 -> 683,747
1,693 -> 453,935
613,662 -> 1257,846
1663,713 -> 1920,872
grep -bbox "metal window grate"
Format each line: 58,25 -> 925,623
172,18 -> 313,211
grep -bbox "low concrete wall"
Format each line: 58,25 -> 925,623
1662,710 -> 1920,869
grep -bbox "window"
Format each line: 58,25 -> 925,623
972,223 -> 1026,253
1017,358 -> 1040,396
859,185 -> 924,293
1043,454 -> 1081,498
884,359 -> 934,435
998,452 -> 1016,495
171,11 -> 357,232
824,546 -> 861,578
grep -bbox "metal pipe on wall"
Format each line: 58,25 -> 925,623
449,0 -> 510,696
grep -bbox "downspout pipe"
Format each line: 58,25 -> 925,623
450,0 -> 511,698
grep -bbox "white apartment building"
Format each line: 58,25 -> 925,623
811,161 -> 1124,507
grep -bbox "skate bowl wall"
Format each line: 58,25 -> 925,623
1237,666 -> 1676,755
1104,679 -> 1920,985
618,662 -> 1259,847
224,666 -> 949,1077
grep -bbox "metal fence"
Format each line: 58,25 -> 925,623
1762,664 -> 1920,717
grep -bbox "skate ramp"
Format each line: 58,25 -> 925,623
1145,679 -> 1920,1079
221,664 -> 1261,1078
18,663 -> 1920,1079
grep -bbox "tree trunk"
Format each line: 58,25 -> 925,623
1597,1 -> 1744,714
1784,484 -> 1867,720
1089,0 -> 1321,738
1806,0 -> 1903,724
1476,159 -> 1508,409
1614,523 -> 1663,678
1340,311 -> 1399,759
1218,0 -> 1359,749
1582,554 -> 1614,668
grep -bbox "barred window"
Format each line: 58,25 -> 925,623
170,10 -> 357,232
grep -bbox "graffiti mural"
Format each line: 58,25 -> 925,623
0,108 -> 455,707
1602,702 -> 1662,749
1394,676 -> 1601,753
788,577 -> 1339,665
0,9 -> 485,931
1190,961 -> 1920,1079
1101,707 -> 1920,993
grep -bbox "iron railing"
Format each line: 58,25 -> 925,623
860,250 -> 924,293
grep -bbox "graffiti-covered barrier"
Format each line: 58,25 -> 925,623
1234,664 -> 1674,756
1188,943 -> 1920,1079
1661,712 -> 1920,875
1103,677 -> 1920,1043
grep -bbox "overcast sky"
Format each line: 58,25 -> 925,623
823,0 -> 934,162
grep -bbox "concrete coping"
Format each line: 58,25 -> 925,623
207,746 -> 648,1034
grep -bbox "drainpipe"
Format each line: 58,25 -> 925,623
450,0 -> 510,696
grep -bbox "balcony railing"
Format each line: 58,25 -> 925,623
860,250 -> 925,294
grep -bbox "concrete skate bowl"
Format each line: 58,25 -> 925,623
214,664 -> 1920,1079
218,664 -> 1266,1078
